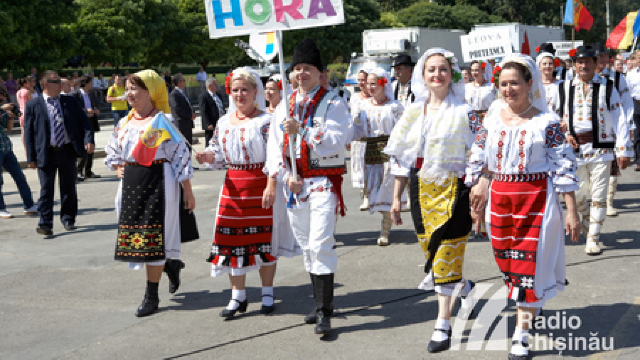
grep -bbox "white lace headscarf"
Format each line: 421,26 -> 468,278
412,48 -> 465,102
499,54 -> 547,112
367,67 -> 394,101
536,52 -> 555,68
267,73 -> 283,98
227,67 -> 266,114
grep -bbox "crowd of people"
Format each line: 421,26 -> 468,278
1,37 -> 639,359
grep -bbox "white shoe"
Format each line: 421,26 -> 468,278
606,205 -> 618,217
24,205 -> 38,216
0,210 -> 14,219
377,236 -> 389,246
359,197 -> 370,211
585,240 -> 602,256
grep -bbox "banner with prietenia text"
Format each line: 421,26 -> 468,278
460,29 -> 513,63
205,0 -> 345,39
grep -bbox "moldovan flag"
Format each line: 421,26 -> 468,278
563,0 -> 594,31
606,11 -> 640,49
132,115 -> 184,166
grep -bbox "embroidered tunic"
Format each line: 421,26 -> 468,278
543,80 -> 562,114
465,82 -> 497,111
353,99 -> 405,212
267,85 -> 352,209
465,103 -> 579,305
560,74 -> 633,164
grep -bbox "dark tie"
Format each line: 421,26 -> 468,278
47,97 -> 65,147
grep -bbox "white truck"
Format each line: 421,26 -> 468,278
467,23 -> 564,61
345,27 -> 466,91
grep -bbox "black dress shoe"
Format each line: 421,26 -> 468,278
163,259 -> 185,294
36,225 -> 53,236
219,299 -> 248,320
63,223 -> 77,231
427,328 -> 452,353
86,172 -> 101,179
77,174 -> 85,182
315,310 -> 331,335
260,295 -> 275,314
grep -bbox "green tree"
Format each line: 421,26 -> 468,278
397,2 -> 504,32
381,12 -> 405,28
0,1 -> 78,71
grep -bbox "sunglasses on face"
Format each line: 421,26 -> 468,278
47,79 -> 62,84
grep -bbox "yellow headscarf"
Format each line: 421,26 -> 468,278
134,69 -> 171,113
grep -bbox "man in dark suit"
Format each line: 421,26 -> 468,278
198,78 -> 224,146
71,75 -> 101,180
24,70 -> 95,236
169,73 -> 196,145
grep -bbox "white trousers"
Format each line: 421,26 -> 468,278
576,162 -> 610,241
287,191 -> 338,274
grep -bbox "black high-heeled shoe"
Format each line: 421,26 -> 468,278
219,299 -> 248,320
427,328 -> 452,353
164,259 -> 185,294
260,295 -> 275,315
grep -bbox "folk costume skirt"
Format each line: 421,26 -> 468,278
409,169 -> 472,287
208,167 -> 277,277
364,136 -> 407,213
115,161 -> 181,266
488,175 -> 567,307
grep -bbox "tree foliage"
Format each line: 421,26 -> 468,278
0,0 -> 77,71
398,2 -> 505,32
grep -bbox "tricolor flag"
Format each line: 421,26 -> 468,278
606,11 -> 640,49
132,114 -> 185,166
563,0 -> 594,31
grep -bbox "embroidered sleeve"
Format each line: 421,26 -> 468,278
608,89 -> 634,158
389,156 -> 410,177
304,97 -> 352,156
104,124 -> 124,170
545,119 -> 579,193
165,139 -> 194,183
203,123 -> 227,170
464,118 -> 488,187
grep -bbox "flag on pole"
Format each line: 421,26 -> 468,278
563,0 -> 594,31
132,114 -> 185,166
607,11 -> 640,49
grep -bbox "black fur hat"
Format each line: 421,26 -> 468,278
290,38 -> 323,71
537,43 -> 556,55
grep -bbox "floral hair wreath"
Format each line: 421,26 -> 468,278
224,72 -> 233,94
446,54 -> 463,83
377,76 -> 387,87
479,60 -> 487,69
277,79 -> 283,91
491,66 -> 501,88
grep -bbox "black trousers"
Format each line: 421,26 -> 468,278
37,145 -> 78,227
204,129 -> 214,147
77,153 -> 93,176
634,114 -> 640,165
177,119 -> 193,145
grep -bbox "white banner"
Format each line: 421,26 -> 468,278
461,29 -> 513,63
549,41 -> 583,60
205,0 -> 345,39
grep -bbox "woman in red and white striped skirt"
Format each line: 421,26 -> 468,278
466,54 -> 581,360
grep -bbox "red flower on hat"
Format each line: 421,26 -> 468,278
225,72 -> 233,95
535,46 -> 541,53
568,49 -> 577,57
277,80 -> 283,91
377,77 -> 387,87
491,66 -> 501,87
554,58 -> 561,67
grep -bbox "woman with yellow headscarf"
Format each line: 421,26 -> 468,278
105,70 -> 195,317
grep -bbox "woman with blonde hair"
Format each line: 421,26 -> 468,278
196,68 -> 298,319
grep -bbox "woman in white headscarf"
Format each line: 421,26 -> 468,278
352,67 -> 405,246
196,68 -> 299,320
466,54 -> 580,360
537,52 -> 562,114
265,74 -> 283,114
384,49 -> 481,353
465,60 -> 497,117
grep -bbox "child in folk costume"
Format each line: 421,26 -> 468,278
352,67 -> 406,245
105,70 -> 195,317
466,54 -> 581,360
384,48 -> 479,353
196,68 -> 299,320
267,38 -> 352,336
349,66 -> 373,211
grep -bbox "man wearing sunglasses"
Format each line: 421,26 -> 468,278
24,70 -> 95,236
